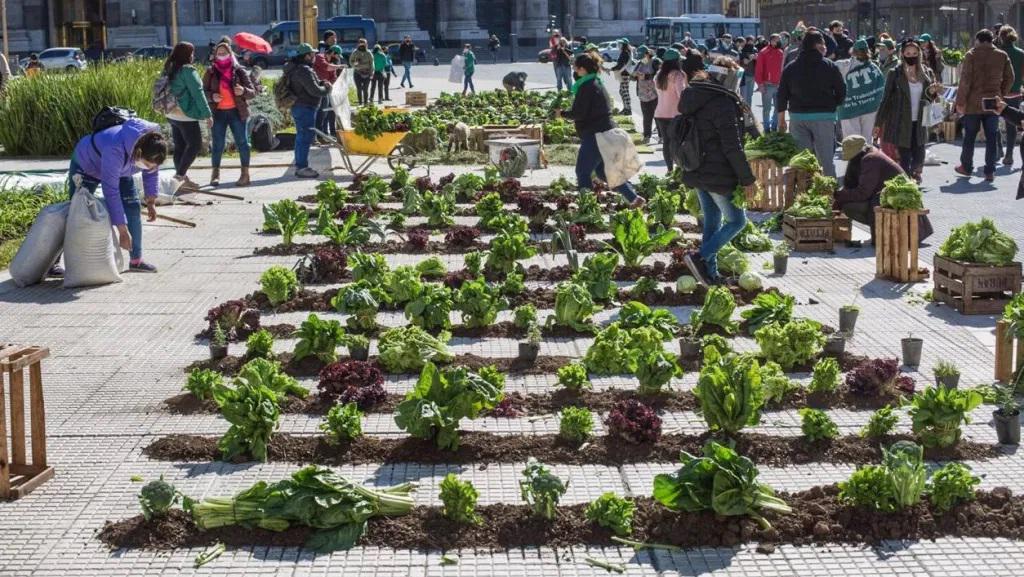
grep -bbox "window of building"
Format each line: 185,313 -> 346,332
205,0 -> 226,24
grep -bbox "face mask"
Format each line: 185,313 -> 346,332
878,49 -> 889,60
135,160 -> 151,170
774,41 -> 783,49
216,55 -> 230,62
722,41 -> 732,48
903,56 -> 918,66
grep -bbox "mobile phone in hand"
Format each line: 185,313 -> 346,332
983,97 -> 998,111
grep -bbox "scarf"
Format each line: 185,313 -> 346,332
570,73 -> 600,95
213,57 -> 234,92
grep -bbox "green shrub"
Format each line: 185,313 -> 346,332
0,183 -> 66,248
927,462 -> 980,512
558,406 -> 594,443
808,357 -> 841,394
185,368 -> 223,401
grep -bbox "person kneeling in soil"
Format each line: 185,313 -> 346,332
69,118 -> 168,272
559,53 -> 644,208
503,71 -> 528,92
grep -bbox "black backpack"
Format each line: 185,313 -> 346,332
90,107 -> 137,157
250,114 -> 278,152
671,114 -> 702,172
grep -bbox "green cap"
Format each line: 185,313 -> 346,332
662,48 -> 681,62
619,37 -> 630,45
881,39 -> 895,50
295,43 -> 315,56
918,33 -> 932,42
636,45 -> 649,56
853,38 -> 868,53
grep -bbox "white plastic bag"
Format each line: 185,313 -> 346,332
595,127 -> 642,189
9,201 -> 70,287
923,102 -> 944,128
449,55 -> 464,84
132,173 -> 183,206
63,186 -> 123,289
332,70 -> 353,131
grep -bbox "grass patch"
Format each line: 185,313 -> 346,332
544,144 -> 578,165
0,181 -> 65,271
0,237 -> 21,271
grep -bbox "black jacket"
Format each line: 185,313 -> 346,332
562,77 -> 614,136
677,81 -> 755,195
284,61 -> 329,108
398,43 -> 415,63
777,49 -> 846,114
1001,104 -> 1024,199
611,45 -> 633,77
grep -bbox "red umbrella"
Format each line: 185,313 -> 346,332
234,32 -> 272,54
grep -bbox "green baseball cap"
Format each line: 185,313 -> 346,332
619,38 -> 630,45
295,43 -> 315,56
636,45 -> 649,56
853,38 -> 869,52
881,39 -> 895,50
661,48 -> 681,62
918,33 -> 932,42
329,45 -> 342,55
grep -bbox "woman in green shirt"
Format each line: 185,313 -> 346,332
462,44 -> 476,96
370,45 -> 389,103
163,42 -> 212,191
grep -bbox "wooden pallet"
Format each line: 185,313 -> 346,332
783,214 -> 835,252
995,320 -> 1024,383
933,254 -> 1022,315
405,91 -> 427,106
874,208 -> 930,282
0,345 -> 53,500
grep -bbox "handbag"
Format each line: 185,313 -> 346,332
923,101 -> 944,128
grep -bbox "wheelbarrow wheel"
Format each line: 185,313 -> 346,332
388,144 -> 417,171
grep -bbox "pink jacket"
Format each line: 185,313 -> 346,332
755,46 -> 784,85
654,69 -> 687,119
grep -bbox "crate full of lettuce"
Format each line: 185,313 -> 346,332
933,218 -> 1021,314
742,132 -> 801,211
781,174 -> 849,252
874,174 -> 930,283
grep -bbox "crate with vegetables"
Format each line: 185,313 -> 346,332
873,174 -> 930,283
934,219 -> 1022,314
782,174 -> 850,252
743,133 -> 800,211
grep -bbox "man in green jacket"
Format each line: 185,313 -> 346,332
349,38 -> 374,105
1000,26 -> 1024,166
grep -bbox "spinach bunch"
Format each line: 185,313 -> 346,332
909,386 -> 983,448
604,208 -> 678,267
694,347 -> 764,434
739,292 -> 794,334
262,199 -> 308,246
520,458 -> 568,519
405,284 -> 454,330
293,313 -> 346,363
455,277 -> 508,327
377,327 -> 454,373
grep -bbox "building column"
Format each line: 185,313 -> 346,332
445,0 -> 487,42
617,0 -> 640,21
516,0 -> 551,43
386,0 -> 428,39
573,0 -> 601,37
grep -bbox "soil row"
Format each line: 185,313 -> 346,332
97,486 -> 1024,552
142,430 -> 999,467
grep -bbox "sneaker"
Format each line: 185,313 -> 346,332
295,167 -> 319,179
47,265 -> 64,278
985,172 -> 995,183
683,252 -> 712,287
129,261 -> 158,273
954,165 -> 972,177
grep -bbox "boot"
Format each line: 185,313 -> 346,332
235,167 -> 251,187
210,168 -> 220,187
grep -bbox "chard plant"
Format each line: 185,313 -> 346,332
573,251 -> 618,301
357,175 -> 388,208
293,313 -> 346,363
319,402 -> 363,444
319,210 -> 386,247
519,458 -> 568,519
262,199 -> 308,246
739,292 -> 794,334
260,265 -> 299,307
909,386 -> 983,448
439,473 -> 482,525
603,208 -> 678,268
569,189 -> 606,229
486,220 -> 536,274
393,363 -> 504,450
236,357 -> 309,400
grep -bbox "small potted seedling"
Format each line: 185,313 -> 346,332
519,322 -> 541,362
933,360 -> 961,389
209,323 -> 228,360
678,324 -> 700,359
823,331 -> 846,356
344,334 -> 370,362
901,332 -> 923,367
839,304 -> 860,334
993,381 -> 1021,445
772,242 -> 790,275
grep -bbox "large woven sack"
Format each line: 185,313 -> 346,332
63,187 -> 123,288
9,201 -> 70,287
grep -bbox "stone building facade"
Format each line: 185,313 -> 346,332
2,0 -> 730,54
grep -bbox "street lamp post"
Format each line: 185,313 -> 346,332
170,0 -> 179,46
1,0 -> 8,63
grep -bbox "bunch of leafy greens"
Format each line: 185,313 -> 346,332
731,221 -> 773,252
648,188 -> 681,228
808,357 -> 841,394
236,357 -> 309,401
799,408 -> 839,441
382,266 -> 423,305
558,406 -> 594,443
739,292 -> 794,334
860,405 -> 900,438
716,244 -> 750,276
190,465 -> 415,552
785,191 -> 832,218
909,386 -> 983,448
393,362 -> 504,450
185,368 -> 223,401
690,286 -> 738,334
743,132 -> 800,164
421,189 -> 456,227
585,492 -> 635,536
604,208 -> 678,267
260,266 -> 299,307
557,362 -> 591,392
213,377 -> 280,462
350,252 -> 390,285
754,319 -> 826,370
547,281 -> 599,332
475,192 -> 506,230
938,218 -> 1019,265
486,219 -> 536,274
619,301 -> 679,339
439,473 -> 482,524
455,277 -> 508,327
927,462 -> 980,512
652,440 -> 792,529
331,282 -> 382,331
520,458 -> 568,519
786,149 -> 822,173
319,402 -> 363,444
759,361 -> 798,404
584,323 -> 636,374
838,441 -> 925,512
315,180 -> 350,213
404,284 -> 454,330
880,174 -> 924,210
573,251 -> 619,302
694,347 -> 764,434
245,329 -> 275,360
293,313 -> 346,363
569,189 -> 606,229
377,326 -> 454,373
262,199 -> 308,246
635,349 -> 683,395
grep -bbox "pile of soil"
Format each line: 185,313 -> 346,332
143,431 -> 1001,467
98,486 -> 1024,552
186,354 -> 575,378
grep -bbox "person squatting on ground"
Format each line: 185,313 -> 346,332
162,42 -> 211,192
284,43 -> 330,179
833,135 -> 903,242
202,41 -> 255,187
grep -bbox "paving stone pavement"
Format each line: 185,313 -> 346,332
3,80 -> 1024,575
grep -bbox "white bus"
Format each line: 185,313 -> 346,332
644,14 -> 761,48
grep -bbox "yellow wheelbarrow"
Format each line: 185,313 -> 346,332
312,128 -> 417,176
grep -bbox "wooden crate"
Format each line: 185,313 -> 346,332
933,254 -> 1022,315
874,208 -> 930,282
469,124 -> 543,152
784,167 -> 814,198
0,345 -> 53,500
405,91 -> 427,106
994,320 -> 1024,383
783,214 -> 834,252
747,158 -> 790,211
833,212 -> 852,243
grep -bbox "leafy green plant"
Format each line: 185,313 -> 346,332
315,180 -> 350,213
421,189 -> 456,226
558,406 -> 594,443
262,199 -> 308,246
400,184 -> 421,214
754,319 -> 826,370
455,277 -> 508,327
603,208 -> 678,267
463,250 -> 485,276
880,174 -> 924,210
630,276 -> 659,299
759,361 -> 797,403
909,386 -> 983,448
318,210 -> 386,247
690,286 -> 738,334
416,256 -> 446,279
382,266 -> 423,306
860,406 -> 899,438
584,323 -> 638,374
439,473 -> 482,525
513,304 -> 538,329
331,283 -> 381,331
695,347 -> 764,434
186,368 -> 223,401
620,301 -> 678,340
569,189 -> 606,228
236,357 -> 309,400
933,361 -> 960,378
927,462 -> 980,512
260,266 -> 299,307
519,458 -> 568,519
939,218 -> 1018,265
405,284 -> 454,330
635,349 -> 683,395
476,191 -> 506,229
349,252 -> 390,285
449,173 -> 486,202
547,281 -> 598,331
357,175 -> 388,208
139,476 -> 187,520
648,188 -> 681,228
799,408 -> 839,441
809,357 -> 841,394
293,314 -> 346,363
245,329 -> 274,360
501,269 -> 525,296
377,327 -> 454,373
573,251 -> 619,301
319,402 -> 363,444
213,378 -> 281,462
838,441 -> 926,512
700,333 -> 733,358
739,292 -> 794,334
557,362 -> 591,392
585,492 -> 635,536
653,440 -> 792,529
486,224 -> 536,274
394,362 -> 504,450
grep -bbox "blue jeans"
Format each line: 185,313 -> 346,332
554,64 -> 573,91
576,132 -> 638,202
760,84 -> 778,131
210,108 -> 250,168
463,72 -> 475,94
696,189 -> 747,279
401,62 -> 412,86
291,104 -> 317,169
740,81 -> 755,107
961,113 -> 1001,175
67,157 -> 143,261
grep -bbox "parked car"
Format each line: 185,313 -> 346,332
598,41 -> 621,62
386,44 -> 427,64
37,47 -> 87,72
130,46 -> 173,61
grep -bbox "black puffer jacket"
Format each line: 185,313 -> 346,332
677,81 -> 755,195
283,61 -> 329,108
777,49 -> 845,114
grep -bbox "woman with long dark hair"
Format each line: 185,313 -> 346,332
163,42 -> 211,191
874,39 -> 942,181
653,49 -> 687,170
202,42 -> 256,187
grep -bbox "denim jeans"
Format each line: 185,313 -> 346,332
67,157 -> 143,261
210,108 -> 250,168
760,84 -> 778,131
463,72 -> 475,94
1005,96 -> 1022,162
576,132 -> 638,202
291,104 -> 317,169
960,113 -> 1001,175
401,62 -> 413,86
740,80 -> 755,107
554,64 -> 573,91
654,118 -> 674,171
791,119 -> 837,176
696,189 -> 747,279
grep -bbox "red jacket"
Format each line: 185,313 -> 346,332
755,46 -> 784,86
313,53 -> 337,84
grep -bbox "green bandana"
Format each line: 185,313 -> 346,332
570,73 -> 600,95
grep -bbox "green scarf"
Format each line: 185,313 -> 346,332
570,73 -> 600,95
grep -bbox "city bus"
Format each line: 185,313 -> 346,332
644,14 -> 760,49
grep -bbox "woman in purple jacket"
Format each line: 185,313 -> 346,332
68,118 -> 168,272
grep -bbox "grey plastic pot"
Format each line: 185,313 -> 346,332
994,409 -> 1021,445
679,338 -> 701,359
935,374 -> 960,389
209,343 -> 228,360
839,307 -> 859,334
349,346 -> 369,362
823,333 -> 846,356
519,342 -> 540,362
773,254 -> 788,275
901,337 -> 923,367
